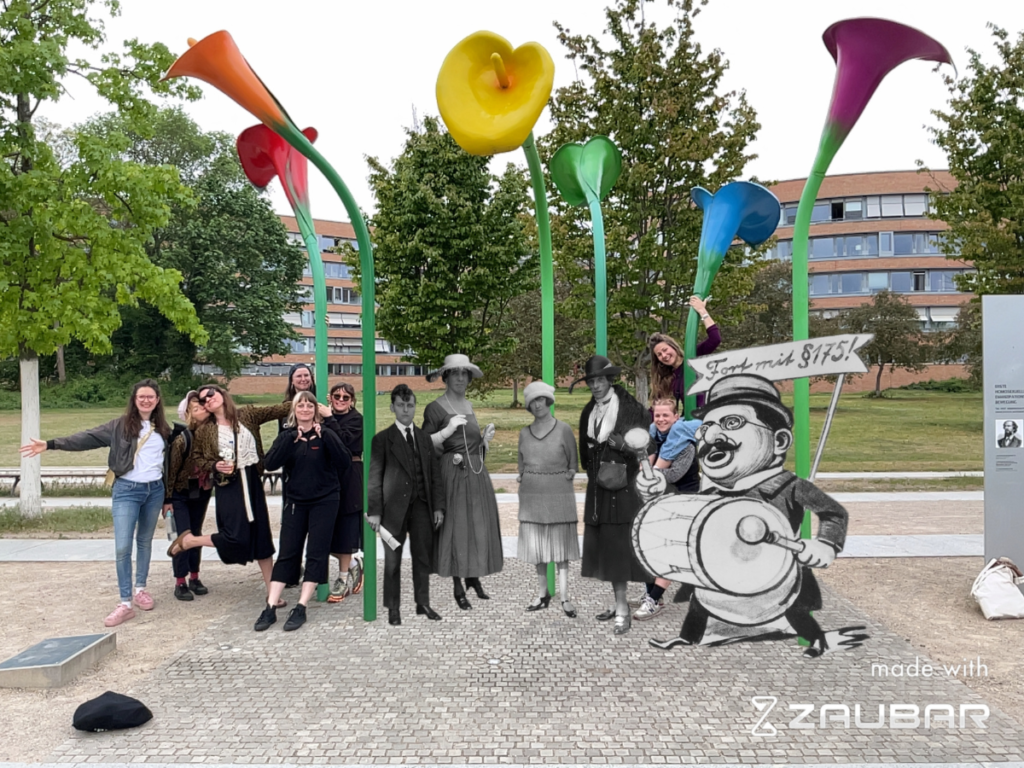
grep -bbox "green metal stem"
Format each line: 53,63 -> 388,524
522,132 -> 557,596
292,209 -> 330,602
282,125 -> 378,622
586,194 -> 608,357
682,306 -> 701,419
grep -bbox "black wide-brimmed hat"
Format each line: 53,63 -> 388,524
568,355 -> 622,394
692,373 -> 793,429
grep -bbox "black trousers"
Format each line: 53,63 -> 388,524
170,488 -> 211,578
383,497 -> 432,609
271,495 -> 339,586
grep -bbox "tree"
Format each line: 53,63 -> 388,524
543,0 -> 764,401
937,300 -> 982,387
843,291 -> 928,396
479,281 -> 591,405
74,108 -> 306,381
0,1 -> 206,516
925,25 -> 1024,295
359,116 -> 536,376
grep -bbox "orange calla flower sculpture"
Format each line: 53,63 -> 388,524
164,30 -> 380,621
437,30 -> 557,390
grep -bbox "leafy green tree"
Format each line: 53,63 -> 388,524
358,116 -> 536,376
543,0 -> 764,402
73,108 -> 306,381
926,25 -> 1024,295
935,300 -> 982,387
843,291 -> 928,396
0,1 -> 206,516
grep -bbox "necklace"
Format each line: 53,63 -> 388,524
528,418 -> 557,441
443,393 -> 484,474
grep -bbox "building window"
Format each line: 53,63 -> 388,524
866,196 -> 881,218
376,365 -> 427,377
783,205 -> 798,226
868,272 -> 888,292
328,363 -> 362,375
841,273 -> 865,294
890,272 -> 912,292
903,194 -> 928,216
881,195 -> 905,217
844,200 -> 863,220
811,237 -> 834,259
300,311 -> 314,328
912,271 -> 926,292
879,232 -> 893,256
930,270 -> 959,292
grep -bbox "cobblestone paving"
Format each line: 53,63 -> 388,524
50,560 -> 1024,764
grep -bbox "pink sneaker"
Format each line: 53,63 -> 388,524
104,604 -> 136,627
133,589 -> 154,611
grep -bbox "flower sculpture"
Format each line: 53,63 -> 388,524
437,31 -> 557,387
237,124 -> 328,394
790,18 -> 954,496
165,31 -> 380,620
550,136 -> 622,356
683,182 -> 780,417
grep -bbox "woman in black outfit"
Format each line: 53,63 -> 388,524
256,391 -> 346,632
324,382 -> 364,600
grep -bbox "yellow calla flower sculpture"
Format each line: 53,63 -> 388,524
436,30 -> 557,395
436,31 -> 554,156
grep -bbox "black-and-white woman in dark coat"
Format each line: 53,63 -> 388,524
572,355 -> 652,635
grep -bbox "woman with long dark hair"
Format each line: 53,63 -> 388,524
649,296 -> 721,404
324,381 -> 363,600
255,391 -> 345,631
167,384 -> 290,605
20,379 -> 173,627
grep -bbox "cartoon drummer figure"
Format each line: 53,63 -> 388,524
637,373 -> 865,658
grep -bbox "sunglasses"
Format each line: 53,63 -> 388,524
332,393 -> 353,402
197,391 -> 217,405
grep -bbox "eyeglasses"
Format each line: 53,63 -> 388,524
697,414 -> 771,440
332,394 -> 353,402
136,396 -> 157,402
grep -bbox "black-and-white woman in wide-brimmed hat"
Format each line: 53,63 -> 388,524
421,354 -> 503,610
571,355 -> 652,635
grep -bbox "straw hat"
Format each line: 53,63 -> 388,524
425,353 -> 483,383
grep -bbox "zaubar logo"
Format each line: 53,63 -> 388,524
750,696 -> 989,734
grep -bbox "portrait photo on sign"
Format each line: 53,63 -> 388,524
995,419 -> 1023,449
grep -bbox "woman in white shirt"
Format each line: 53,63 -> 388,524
20,379 -> 173,628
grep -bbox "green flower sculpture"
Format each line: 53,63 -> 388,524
550,136 -> 622,356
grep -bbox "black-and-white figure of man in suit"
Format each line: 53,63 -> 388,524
998,420 -> 1022,449
637,373 -> 866,658
366,384 -> 446,626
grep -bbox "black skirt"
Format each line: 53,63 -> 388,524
210,465 -> 275,565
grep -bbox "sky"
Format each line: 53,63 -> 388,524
39,0 -> 1024,223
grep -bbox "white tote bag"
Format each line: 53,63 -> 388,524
970,558 -> 1024,620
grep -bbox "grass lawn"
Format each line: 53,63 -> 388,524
0,388 -> 982,474
0,506 -> 114,534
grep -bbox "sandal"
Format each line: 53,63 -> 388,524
166,532 -> 187,558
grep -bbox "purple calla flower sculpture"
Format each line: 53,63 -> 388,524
683,182 -> 780,417
790,18 -> 954,509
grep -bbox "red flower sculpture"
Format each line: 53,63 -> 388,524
237,124 -> 318,215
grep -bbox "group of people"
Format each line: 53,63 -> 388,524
24,294 -> 840,646
19,364 -> 366,632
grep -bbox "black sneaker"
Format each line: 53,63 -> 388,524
283,604 -> 307,632
254,605 -> 277,631
188,578 -> 209,595
174,584 -> 194,601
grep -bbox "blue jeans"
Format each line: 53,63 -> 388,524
111,478 -> 165,602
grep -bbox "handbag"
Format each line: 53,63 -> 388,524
970,557 -> 1024,620
596,460 -> 628,491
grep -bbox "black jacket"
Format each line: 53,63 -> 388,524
367,423 -> 445,535
264,425 -> 346,504
578,385 -> 651,525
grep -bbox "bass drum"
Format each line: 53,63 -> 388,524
632,494 -> 800,620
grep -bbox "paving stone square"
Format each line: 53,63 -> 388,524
48,559 -> 1024,764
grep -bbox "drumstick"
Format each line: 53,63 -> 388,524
624,427 -> 656,481
736,515 -> 805,553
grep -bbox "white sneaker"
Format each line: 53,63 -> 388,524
633,594 -> 664,621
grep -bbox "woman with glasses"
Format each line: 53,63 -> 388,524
20,379 -> 173,627
324,382 -> 364,600
167,385 -> 291,605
